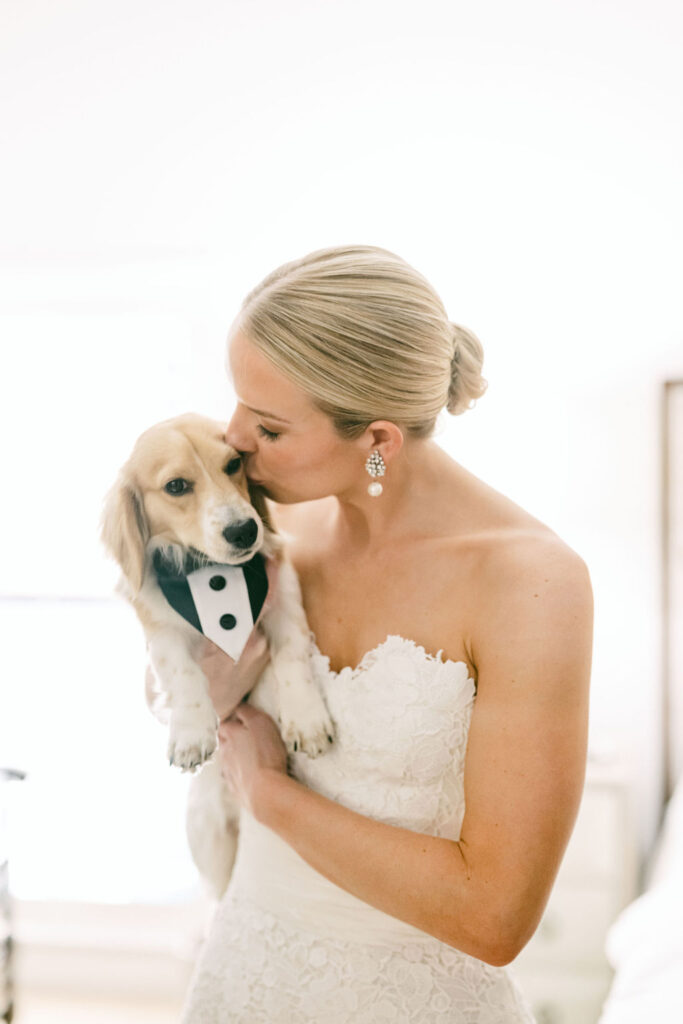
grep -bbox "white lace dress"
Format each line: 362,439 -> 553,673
181,634 -> 536,1023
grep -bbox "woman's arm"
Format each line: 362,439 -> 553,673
226,534 -> 593,966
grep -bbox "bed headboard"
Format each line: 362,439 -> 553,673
662,380 -> 683,801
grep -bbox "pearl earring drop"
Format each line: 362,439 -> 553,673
365,449 -> 386,496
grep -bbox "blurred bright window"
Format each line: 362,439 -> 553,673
1,264 -> 235,908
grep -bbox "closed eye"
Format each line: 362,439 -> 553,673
257,425 -> 280,441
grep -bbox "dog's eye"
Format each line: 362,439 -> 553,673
224,457 -> 242,476
164,478 -> 192,496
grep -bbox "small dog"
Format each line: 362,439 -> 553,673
100,412 -> 334,895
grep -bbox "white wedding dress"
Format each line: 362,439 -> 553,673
181,633 -> 536,1023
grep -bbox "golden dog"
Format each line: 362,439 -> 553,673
100,412 -> 334,895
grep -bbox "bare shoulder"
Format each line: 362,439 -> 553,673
468,525 -> 594,689
475,527 -> 592,605
436,460 -> 592,639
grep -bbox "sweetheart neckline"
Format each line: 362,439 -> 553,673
308,630 -> 475,682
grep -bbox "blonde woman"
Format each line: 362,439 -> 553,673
181,245 -> 593,1023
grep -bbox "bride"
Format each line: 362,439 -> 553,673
180,244 -> 593,1022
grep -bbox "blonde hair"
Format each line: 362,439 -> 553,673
237,244 -> 487,439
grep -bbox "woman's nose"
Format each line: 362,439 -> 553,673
225,406 -> 255,452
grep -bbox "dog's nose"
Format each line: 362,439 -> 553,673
222,518 -> 258,550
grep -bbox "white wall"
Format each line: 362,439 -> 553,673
2,0 -> 681,868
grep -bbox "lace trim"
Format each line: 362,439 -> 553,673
308,630 -> 474,683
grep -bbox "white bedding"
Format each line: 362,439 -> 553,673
597,780 -> 683,1022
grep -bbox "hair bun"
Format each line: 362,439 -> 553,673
447,322 -> 488,415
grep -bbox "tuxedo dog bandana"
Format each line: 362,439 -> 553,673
152,549 -> 275,662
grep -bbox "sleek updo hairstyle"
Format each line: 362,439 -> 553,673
237,245 -> 487,440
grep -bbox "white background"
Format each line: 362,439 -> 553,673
1,0 -> 681,903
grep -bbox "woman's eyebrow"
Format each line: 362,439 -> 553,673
248,406 -> 291,423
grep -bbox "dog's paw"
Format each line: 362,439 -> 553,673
280,702 -> 336,758
168,710 -> 217,772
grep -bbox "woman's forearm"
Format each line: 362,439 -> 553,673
252,768 -> 508,965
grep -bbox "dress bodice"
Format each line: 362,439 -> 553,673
226,633 -> 477,947
290,632 -> 477,841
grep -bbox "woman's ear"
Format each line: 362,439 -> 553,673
362,420 -> 404,463
100,473 -> 150,596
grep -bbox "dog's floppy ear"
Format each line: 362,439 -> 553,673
100,473 -> 150,596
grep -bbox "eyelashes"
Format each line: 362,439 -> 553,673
257,424 -> 280,442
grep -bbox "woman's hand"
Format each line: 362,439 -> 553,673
198,626 -> 272,722
218,704 -> 289,819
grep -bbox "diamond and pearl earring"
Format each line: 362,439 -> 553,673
365,449 -> 386,496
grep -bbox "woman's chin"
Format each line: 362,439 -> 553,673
250,478 -> 274,498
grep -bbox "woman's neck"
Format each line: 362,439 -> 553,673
329,440 -> 458,554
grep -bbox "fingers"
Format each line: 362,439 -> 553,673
218,703 -> 267,741
222,703 -> 259,726
231,703 -> 258,719
218,719 -> 237,739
